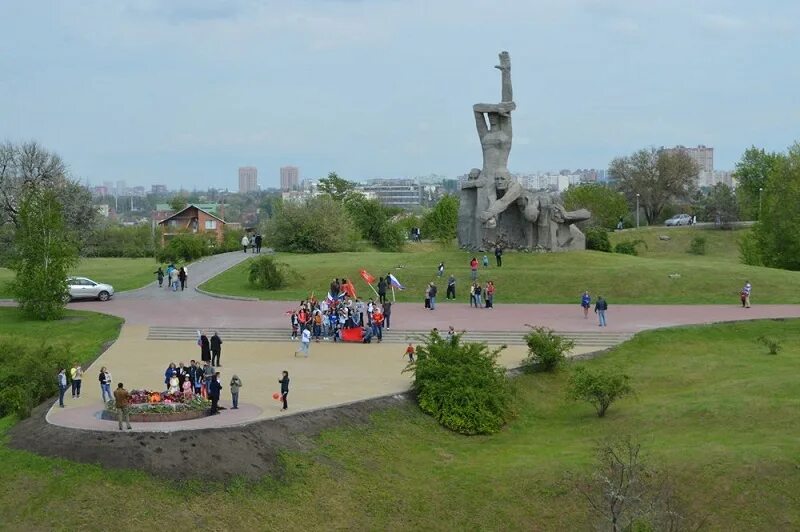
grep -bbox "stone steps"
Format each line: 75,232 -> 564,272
147,327 -> 632,348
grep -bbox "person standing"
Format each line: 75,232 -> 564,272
278,371 -> 289,411
241,234 -> 249,253
404,343 -> 415,363
581,290 -> 591,319
70,363 -> 83,399
230,374 -> 242,409
154,267 -> 164,288
209,372 -> 222,415
372,306 -> 384,342
188,360 -> 202,395
485,281 -> 495,309
295,328 -> 311,357
210,331 -> 223,366
200,332 -> 211,363
446,274 -> 456,300
742,280 -> 752,308
255,233 -> 263,253
470,257 -> 479,281
202,361 -> 215,396
594,296 -> 608,327
494,245 -> 503,267
383,301 -> 392,329
178,267 -> 187,291
57,368 -> 68,408
377,276 -> 387,305
424,284 -> 431,309
469,283 -> 476,308
474,282 -> 483,308
99,366 -> 113,403
114,382 -> 132,430
437,262 -> 445,277
429,282 -> 438,310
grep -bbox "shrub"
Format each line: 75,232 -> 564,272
404,332 -> 513,435
248,256 -> 302,290
0,340 -> 73,418
568,366 -> 633,417
264,196 -> 359,253
522,326 -> 575,373
585,227 -> 611,252
156,233 -> 210,263
687,235 -> 707,255
738,229 -> 763,266
614,239 -> 646,256
757,335 -> 781,355
373,221 -> 406,251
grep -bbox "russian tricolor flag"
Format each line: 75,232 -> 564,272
388,273 -> 405,290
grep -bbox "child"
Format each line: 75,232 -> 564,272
154,267 -> 164,287
182,377 -> 193,399
482,255 -> 489,268
405,343 -> 415,362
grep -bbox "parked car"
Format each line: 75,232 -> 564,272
66,277 -> 115,301
665,214 -> 692,226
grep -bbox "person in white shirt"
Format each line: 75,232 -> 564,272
295,328 -> 312,357
241,235 -> 249,253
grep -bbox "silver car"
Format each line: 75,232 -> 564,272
665,214 -> 692,226
66,277 -> 115,301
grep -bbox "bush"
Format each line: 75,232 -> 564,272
156,233 -> 210,263
562,183 -> 629,230
568,366 -> 633,417
757,335 -> 782,355
585,227 -> 612,252
0,340 -> 73,418
522,326 -> 575,373
373,221 -> 406,251
738,228 -> 763,266
248,256 -> 302,290
83,224 -> 159,258
687,235 -> 707,255
264,196 -> 359,253
422,194 -> 460,243
614,239 -> 646,256
404,332 -> 514,435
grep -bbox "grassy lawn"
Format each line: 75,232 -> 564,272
608,225 -> 746,262
200,230 -> 800,304
0,307 -> 124,365
0,257 -> 160,299
1,319 -> 798,530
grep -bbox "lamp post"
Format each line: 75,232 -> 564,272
636,193 -> 640,228
758,187 -> 763,220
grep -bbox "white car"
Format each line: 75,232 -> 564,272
66,277 -> 115,301
665,214 -> 692,226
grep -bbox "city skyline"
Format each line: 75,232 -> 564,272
2,1 -> 799,190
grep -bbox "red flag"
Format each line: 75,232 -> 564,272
359,269 -> 376,285
343,281 -> 357,299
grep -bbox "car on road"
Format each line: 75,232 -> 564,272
665,214 -> 692,226
66,277 -> 115,301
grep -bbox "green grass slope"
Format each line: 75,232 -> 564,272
1,319 -> 798,530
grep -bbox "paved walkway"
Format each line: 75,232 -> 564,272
42,251 -> 800,432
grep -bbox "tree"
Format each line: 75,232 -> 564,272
343,194 -> 405,251
733,146 -> 782,220
750,143 -> 800,270
568,366 -> 633,417
168,195 -> 188,212
562,183 -> 628,230
10,188 -> 78,320
522,326 -> 575,373
318,171 -> 356,202
702,183 -> 738,227
422,194 -> 459,243
264,195 -> 359,253
609,148 -> 698,224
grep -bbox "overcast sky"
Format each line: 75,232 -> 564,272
2,0 -> 798,190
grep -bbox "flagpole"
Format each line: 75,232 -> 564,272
367,283 -> 380,298
391,285 -> 396,302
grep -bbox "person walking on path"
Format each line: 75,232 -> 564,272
171,270 -> 180,291
446,274 -> 456,300
99,366 -> 113,403
741,280 -> 752,308
166,264 -> 174,290
255,233 -> 263,253
278,371 -> 289,411
383,301 -> 392,329
209,372 -> 222,414
241,234 -> 249,253
404,343 -> 415,363
230,374 -> 242,409
178,267 -> 187,291
429,282 -> 438,310
470,257 -> 479,281
154,267 -> 164,288
377,277 -> 387,304
295,328 -> 311,357
57,368 -> 68,408
485,281 -> 495,308
581,290 -> 591,319
210,332 -> 223,366
70,363 -> 83,399
437,262 -> 445,277
594,296 -> 608,327
495,245 -> 503,267
114,382 -> 132,430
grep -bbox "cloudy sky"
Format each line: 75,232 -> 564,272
1,0 -> 798,189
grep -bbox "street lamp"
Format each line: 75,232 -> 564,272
636,193 -> 640,228
758,187 -> 763,220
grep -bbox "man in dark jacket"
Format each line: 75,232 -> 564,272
255,233 -> 263,253
200,333 -> 211,362
594,296 -> 608,327
210,332 -> 223,366
188,360 -> 202,395
377,277 -> 387,304
495,246 -> 503,267
209,373 -> 222,414
278,371 -> 289,411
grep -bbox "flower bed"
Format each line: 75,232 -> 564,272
102,390 -> 212,423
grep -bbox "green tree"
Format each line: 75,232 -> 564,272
264,195 -> 359,252
422,194 -> 460,242
343,194 -> 405,251
702,183 -> 739,227
609,148 -> 698,224
10,188 -> 78,320
562,183 -> 628,230
522,326 -> 575,373
168,195 -> 188,212
568,366 -> 633,418
751,143 -> 800,270
318,171 -> 356,202
734,146 -> 782,220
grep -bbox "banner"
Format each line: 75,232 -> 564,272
359,269 -> 376,285
388,273 -> 405,290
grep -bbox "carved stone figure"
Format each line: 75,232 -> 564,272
457,52 -> 591,252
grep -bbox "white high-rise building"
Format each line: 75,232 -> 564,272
280,166 -> 300,191
238,167 -> 259,193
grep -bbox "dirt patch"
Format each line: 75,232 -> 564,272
7,394 -> 413,482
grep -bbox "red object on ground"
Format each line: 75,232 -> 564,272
272,392 -> 281,400
340,327 -> 364,343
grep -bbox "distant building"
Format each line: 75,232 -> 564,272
152,202 -> 221,223
131,186 -> 146,197
157,205 -> 226,245
238,167 -> 259,193
116,180 -> 127,196
661,145 -> 714,187
93,186 -> 109,197
151,184 -> 168,195
280,166 -> 300,191
361,179 -> 422,209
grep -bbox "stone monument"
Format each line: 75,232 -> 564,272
457,52 -> 590,252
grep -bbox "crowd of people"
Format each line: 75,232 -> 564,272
154,264 -> 188,292
240,233 -> 263,253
